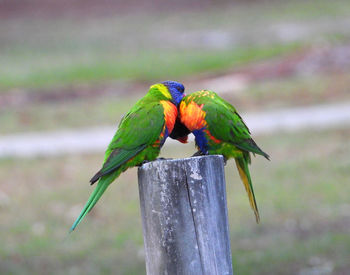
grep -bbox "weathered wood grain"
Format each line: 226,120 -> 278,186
138,155 -> 233,275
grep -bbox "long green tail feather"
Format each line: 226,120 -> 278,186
70,177 -> 111,232
234,156 -> 260,223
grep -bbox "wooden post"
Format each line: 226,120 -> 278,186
138,155 -> 233,275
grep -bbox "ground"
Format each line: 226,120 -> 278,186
1,129 -> 349,274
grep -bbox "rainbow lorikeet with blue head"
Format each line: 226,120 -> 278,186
70,81 -> 185,231
170,90 -> 269,223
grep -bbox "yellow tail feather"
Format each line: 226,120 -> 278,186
235,159 -> 260,223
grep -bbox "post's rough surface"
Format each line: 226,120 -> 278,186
138,155 -> 233,275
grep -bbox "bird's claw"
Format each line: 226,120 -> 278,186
137,158 -> 173,167
156,157 -> 172,161
192,151 -> 204,157
156,157 -> 166,161
137,160 -> 150,167
191,152 -> 227,165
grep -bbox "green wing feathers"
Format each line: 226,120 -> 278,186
201,92 -> 269,159
89,101 -> 165,185
233,138 -> 270,160
71,100 -> 166,231
178,90 -> 268,224
90,146 -> 147,184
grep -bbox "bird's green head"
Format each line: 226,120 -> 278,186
150,81 -> 185,106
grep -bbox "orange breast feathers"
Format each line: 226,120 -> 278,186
179,101 -> 207,131
160,100 -> 178,133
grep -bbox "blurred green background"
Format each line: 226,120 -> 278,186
1,0 -> 350,274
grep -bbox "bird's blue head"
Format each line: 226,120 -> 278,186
161,80 -> 185,106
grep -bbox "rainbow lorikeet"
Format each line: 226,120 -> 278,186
170,90 -> 269,223
70,81 -> 185,231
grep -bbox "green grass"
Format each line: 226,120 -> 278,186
0,43 -> 300,90
2,69 -> 350,135
1,129 -> 349,274
232,71 -> 350,110
0,95 -> 138,134
1,0 -> 350,91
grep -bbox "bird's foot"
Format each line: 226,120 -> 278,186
137,160 -> 150,167
137,158 -> 173,167
192,151 -> 205,157
156,157 -> 172,161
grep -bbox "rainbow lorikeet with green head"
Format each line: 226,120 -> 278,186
170,90 -> 269,223
70,81 -> 185,231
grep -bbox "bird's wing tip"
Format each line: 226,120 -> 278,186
70,221 -> 79,232
90,175 -> 99,185
263,152 -> 270,160
255,213 -> 261,224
